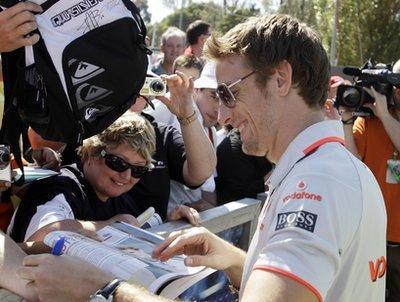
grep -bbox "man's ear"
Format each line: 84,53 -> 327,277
275,60 -> 292,96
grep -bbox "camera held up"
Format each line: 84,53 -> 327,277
335,59 -> 400,116
0,145 -> 11,183
139,77 -> 167,97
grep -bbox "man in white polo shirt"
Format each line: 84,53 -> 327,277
16,14 -> 386,302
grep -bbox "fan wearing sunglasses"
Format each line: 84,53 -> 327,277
8,114 -> 156,243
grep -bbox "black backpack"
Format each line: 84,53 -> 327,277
0,0 -> 150,182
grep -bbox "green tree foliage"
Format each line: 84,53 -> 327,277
147,2 -> 260,47
135,0 -> 152,23
277,0 -> 335,60
217,4 -> 261,33
266,0 -> 400,66
339,0 -> 400,66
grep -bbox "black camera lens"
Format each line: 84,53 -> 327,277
336,85 -> 363,109
150,80 -> 165,93
0,148 -> 10,165
342,87 -> 361,107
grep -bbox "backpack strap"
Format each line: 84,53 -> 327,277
121,0 -> 152,55
0,48 -> 26,185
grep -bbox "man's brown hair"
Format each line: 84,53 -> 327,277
173,55 -> 205,73
205,14 -> 330,108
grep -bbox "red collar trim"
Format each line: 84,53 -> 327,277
303,136 -> 345,156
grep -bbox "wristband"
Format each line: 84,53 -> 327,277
177,110 -> 198,126
342,116 -> 356,125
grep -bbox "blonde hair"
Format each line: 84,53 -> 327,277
78,113 -> 156,168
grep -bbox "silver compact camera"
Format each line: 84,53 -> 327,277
140,77 -> 167,97
0,145 -> 11,183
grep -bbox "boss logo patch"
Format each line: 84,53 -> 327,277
275,210 -> 317,233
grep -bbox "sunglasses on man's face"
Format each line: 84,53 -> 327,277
216,70 -> 256,108
100,150 -> 149,178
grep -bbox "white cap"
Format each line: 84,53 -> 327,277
393,59 -> 400,73
194,61 -> 217,89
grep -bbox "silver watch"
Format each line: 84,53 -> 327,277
89,279 -> 122,302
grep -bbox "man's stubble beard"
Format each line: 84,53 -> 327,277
242,93 -> 276,160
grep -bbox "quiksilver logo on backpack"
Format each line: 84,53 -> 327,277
51,0 -> 104,27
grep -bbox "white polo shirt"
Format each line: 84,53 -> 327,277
241,120 -> 386,302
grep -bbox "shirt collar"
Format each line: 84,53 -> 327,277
267,120 -> 345,190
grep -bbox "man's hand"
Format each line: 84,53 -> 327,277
323,99 -> 341,121
106,214 -> 139,227
153,227 -> 245,276
363,86 -> 391,120
167,205 -> 200,226
0,179 -> 12,193
32,147 -> 62,170
0,2 -> 42,52
158,71 -> 196,119
18,254 -> 113,302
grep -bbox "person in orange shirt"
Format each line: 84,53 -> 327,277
342,60 -> 400,302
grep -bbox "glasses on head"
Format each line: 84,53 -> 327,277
216,70 -> 256,108
100,149 -> 149,178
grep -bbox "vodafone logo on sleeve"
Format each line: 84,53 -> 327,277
282,180 -> 323,203
296,180 -> 307,190
282,191 -> 323,203
280,180 -> 324,203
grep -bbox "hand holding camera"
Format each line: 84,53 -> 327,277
361,86 -> 391,120
139,77 -> 167,97
334,59 -> 400,120
0,145 -> 11,184
158,71 -> 196,119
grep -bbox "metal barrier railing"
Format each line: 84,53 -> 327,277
148,198 -> 263,251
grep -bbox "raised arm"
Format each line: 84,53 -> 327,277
159,72 -> 217,186
365,87 -> 400,151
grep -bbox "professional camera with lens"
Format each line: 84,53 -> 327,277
335,59 -> 400,114
0,145 -> 11,183
139,77 -> 167,97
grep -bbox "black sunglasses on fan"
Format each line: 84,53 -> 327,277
100,149 -> 149,178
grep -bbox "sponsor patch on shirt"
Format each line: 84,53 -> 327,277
275,210 -> 318,233
296,180 -> 307,190
282,191 -> 323,203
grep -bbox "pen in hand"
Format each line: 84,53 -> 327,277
51,236 -> 65,256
